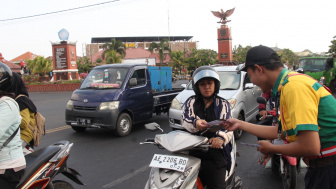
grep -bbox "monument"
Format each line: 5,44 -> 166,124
211,8 -> 235,65
51,28 -> 79,80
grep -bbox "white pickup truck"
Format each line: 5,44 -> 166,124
168,65 -> 262,139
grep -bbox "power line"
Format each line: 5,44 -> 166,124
0,0 -> 122,22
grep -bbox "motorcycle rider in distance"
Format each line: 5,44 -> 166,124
182,66 -> 233,189
224,45 -> 336,189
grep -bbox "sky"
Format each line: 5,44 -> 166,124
0,0 -> 335,61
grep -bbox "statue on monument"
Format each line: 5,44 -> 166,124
211,7 -> 235,24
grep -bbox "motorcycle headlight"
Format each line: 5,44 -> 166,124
172,167 -> 192,189
227,99 -> 236,109
99,101 -> 119,110
149,167 -> 193,189
66,100 -> 73,110
170,98 -> 182,110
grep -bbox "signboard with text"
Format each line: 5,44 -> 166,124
55,47 -> 68,69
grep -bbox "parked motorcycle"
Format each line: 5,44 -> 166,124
141,122 -> 243,189
17,140 -> 84,189
257,97 -> 301,189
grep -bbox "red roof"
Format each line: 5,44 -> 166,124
3,60 -> 21,73
10,52 -> 38,63
90,50 -> 104,63
149,53 -> 171,63
124,48 -> 151,59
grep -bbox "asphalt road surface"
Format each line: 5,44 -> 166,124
29,80 -> 308,189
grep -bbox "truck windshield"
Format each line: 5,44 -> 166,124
186,71 -> 240,90
298,58 -> 326,72
80,67 -> 129,89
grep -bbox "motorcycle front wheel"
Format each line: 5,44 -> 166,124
281,160 -> 297,189
52,180 -> 74,189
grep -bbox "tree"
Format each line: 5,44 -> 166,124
169,51 -> 187,74
233,45 -> 252,63
328,35 -> 336,57
185,49 -> 218,68
278,48 -> 299,67
102,39 -> 126,61
149,38 -> 171,67
105,50 -> 123,64
26,56 -> 53,76
77,57 -> 93,73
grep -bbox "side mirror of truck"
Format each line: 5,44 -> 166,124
129,78 -> 137,87
181,84 -> 187,88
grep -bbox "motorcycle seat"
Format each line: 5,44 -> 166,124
17,145 -> 61,187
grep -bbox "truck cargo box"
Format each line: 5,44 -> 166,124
148,66 -> 172,92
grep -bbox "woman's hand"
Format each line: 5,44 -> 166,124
195,119 -> 209,131
209,137 -> 224,149
259,110 -> 267,120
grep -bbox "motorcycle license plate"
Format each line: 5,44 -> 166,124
149,154 -> 188,172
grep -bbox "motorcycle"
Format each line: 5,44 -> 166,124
141,122 -> 243,189
16,140 -> 85,189
257,97 -> 301,189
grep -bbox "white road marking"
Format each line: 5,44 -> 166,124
102,165 -> 150,188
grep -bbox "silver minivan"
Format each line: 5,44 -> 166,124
168,65 -> 262,139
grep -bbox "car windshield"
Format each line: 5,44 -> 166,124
80,67 -> 129,89
186,71 -> 240,90
298,58 -> 326,71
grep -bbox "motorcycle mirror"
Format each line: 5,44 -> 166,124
144,122 -> 163,132
296,68 -> 304,73
257,96 -> 267,105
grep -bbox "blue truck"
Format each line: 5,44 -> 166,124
65,63 -> 183,136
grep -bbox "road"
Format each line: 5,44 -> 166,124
29,80 -> 307,189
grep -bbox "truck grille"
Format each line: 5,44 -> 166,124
74,105 -> 97,111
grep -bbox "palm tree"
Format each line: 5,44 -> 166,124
27,56 -> 53,76
149,38 -> 171,67
102,39 -> 126,61
169,51 -> 186,75
105,50 -> 123,64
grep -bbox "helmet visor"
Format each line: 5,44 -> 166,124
193,69 -> 220,84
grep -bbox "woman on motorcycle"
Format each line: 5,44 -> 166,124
182,66 -> 233,189
0,60 -> 36,155
0,63 -> 26,188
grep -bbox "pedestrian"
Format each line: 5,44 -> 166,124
182,66 -> 233,189
224,45 -> 336,189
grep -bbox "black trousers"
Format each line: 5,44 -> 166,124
304,163 -> 336,189
199,159 -> 227,189
195,149 -> 228,189
0,169 -> 25,189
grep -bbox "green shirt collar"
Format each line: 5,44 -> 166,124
272,68 -> 289,99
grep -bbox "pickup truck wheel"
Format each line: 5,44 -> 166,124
115,113 -> 132,137
71,126 -> 87,132
234,114 -> 244,140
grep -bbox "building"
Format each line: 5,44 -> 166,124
86,36 -> 197,66
10,52 -> 38,65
